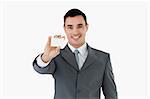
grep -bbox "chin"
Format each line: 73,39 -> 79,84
73,43 -> 84,48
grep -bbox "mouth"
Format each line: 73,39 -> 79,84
71,35 -> 81,40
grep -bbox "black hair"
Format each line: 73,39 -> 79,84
64,8 -> 87,26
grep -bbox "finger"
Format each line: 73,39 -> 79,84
47,36 -> 51,46
44,36 -> 52,51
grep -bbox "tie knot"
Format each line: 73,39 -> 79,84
74,49 -> 79,54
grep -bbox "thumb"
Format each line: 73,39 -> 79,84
56,46 -> 61,54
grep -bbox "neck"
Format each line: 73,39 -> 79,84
70,42 -> 85,48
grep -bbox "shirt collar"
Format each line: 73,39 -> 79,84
68,42 -> 87,56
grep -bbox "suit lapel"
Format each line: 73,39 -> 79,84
61,45 -> 79,71
61,44 -> 97,71
81,46 -> 97,71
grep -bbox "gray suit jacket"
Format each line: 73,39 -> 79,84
33,44 -> 118,99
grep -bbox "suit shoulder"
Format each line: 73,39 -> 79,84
90,47 -> 110,57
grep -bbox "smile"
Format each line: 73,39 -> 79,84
71,35 -> 81,40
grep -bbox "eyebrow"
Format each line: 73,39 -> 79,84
66,24 -> 84,27
78,24 -> 83,26
66,25 -> 73,27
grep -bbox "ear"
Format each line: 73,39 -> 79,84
63,25 -> 65,30
86,24 -> 89,31
63,25 -> 66,33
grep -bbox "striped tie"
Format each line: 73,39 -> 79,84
74,49 -> 79,66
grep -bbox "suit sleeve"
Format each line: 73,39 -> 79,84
102,54 -> 118,99
33,54 -> 56,74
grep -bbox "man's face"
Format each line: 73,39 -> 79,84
64,15 -> 88,48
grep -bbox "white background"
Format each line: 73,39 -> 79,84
0,0 -> 150,99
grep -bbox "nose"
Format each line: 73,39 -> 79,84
72,28 -> 80,35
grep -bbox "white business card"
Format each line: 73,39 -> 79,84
51,35 -> 66,48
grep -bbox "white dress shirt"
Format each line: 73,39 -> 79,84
68,43 -> 88,69
36,43 -> 88,69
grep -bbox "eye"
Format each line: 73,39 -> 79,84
67,26 -> 73,29
77,24 -> 83,29
78,25 -> 83,28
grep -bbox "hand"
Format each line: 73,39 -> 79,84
41,36 -> 60,63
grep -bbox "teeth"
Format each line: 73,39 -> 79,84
74,36 -> 79,39
72,36 -> 80,39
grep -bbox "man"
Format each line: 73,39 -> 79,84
33,8 -> 118,99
